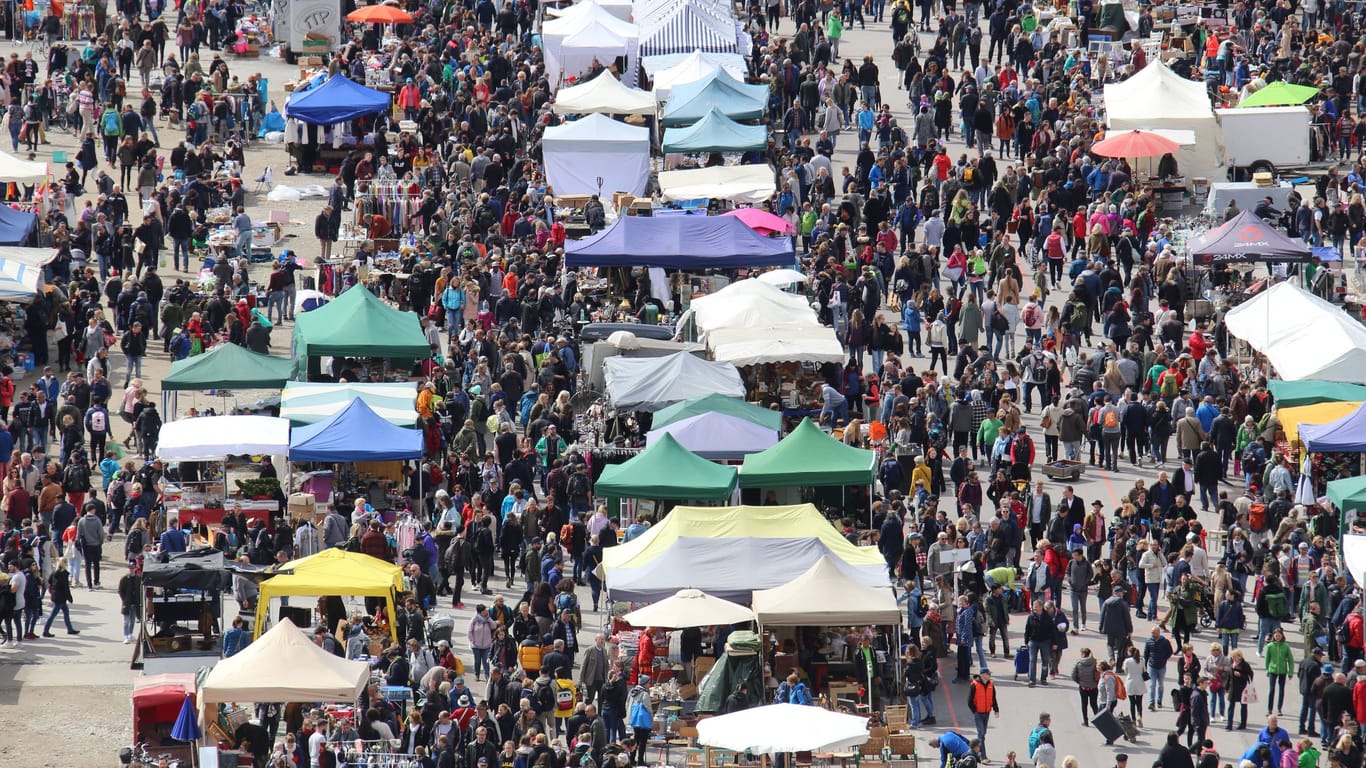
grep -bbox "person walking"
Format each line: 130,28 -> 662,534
75,504 -> 106,589
1264,628 -> 1294,716
966,669 -> 999,761
1144,626 -> 1175,711
1025,600 -> 1053,687
1099,588 -> 1134,663
40,557 -> 78,636
467,603 -> 495,681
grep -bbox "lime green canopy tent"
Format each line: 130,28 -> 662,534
652,393 -> 782,432
1267,380 -> 1366,409
162,343 -> 296,391
594,433 -> 738,501
1238,81 -> 1321,107
292,287 -> 429,378
739,418 -> 875,488
1327,475 -> 1366,539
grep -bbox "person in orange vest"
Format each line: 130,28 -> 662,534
966,668 -> 999,762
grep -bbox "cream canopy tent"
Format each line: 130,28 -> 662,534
751,556 -> 901,626
1103,61 -> 1222,186
552,71 -> 656,115
621,587 -> 756,628
697,704 -> 872,753
683,279 -> 844,365
199,620 -> 369,706
543,113 -> 651,197
0,150 -> 48,183
658,164 -> 775,203
1223,281 -> 1366,382
543,5 -> 639,91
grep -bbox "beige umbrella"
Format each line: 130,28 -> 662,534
620,588 -> 756,629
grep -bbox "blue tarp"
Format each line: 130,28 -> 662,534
0,206 -> 36,246
661,69 -> 767,127
565,215 -> 793,269
662,107 -> 768,153
288,397 -> 424,462
284,75 -> 392,126
1301,402 -> 1366,453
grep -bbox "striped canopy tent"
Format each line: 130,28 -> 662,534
0,257 -> 41,301
635,0 -> 741,58
278,382 -> 418,426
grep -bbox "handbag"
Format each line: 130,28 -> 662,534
1241,684 -> 1258,704
942,265 -> 963,282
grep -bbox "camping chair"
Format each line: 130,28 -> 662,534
254,166 -> 274,193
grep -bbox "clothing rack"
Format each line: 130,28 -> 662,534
394,514 -> 420,554
355,182 -> 423,235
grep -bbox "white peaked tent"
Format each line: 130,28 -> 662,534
543,113 -> 650,197
545,0 -> 634,21
199,620 -> 370,706
1103,61 -> 1222,185
650,49 -> 749,101
553,71 -> 656,115
621,587 -> 756,629
0,150 -> 47,184
543,5 -> 639,91
752,556 -> 901,626
1223,281 -> 1366,383
635,0 -> 740,59
0,258 -> 39,300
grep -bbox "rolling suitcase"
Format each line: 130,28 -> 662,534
1013,647 -> 1030,680
1091,709 -> 1125,746
1115,713 -> 1139,741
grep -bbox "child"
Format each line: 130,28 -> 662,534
1298,738 -> 1321,768
1003,750 -> 1020,768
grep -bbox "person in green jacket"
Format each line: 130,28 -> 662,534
976,414 -> 1002,461
1263,627 -> 1294,716
826,14 -> 843,58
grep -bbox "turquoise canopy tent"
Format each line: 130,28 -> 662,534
663,108 -> 768,153
661,69 -> 767,127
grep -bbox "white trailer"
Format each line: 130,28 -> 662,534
271,0 -> 342,63
1215,105 -> 1324,178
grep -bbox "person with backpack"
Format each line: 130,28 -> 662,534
62,456 -> 92,512
83,399 -> 111,460
98,101 -> 123,163
1256,575 -> 1290,656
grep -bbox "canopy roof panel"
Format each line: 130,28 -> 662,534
291,287 -> 428,375
604,351 -> 745,411
739,418 -> 875,487
652,392 -> 782,431
1103,61 -> 1215,121
552,71 -> 656,115
1186,210 -> 1310,264
200,620 -> 370,705
662,70 -> 767,126
594,432 -> 738,500
1300,402 -> 1366,452
646,411 -> 778,460
279,382 -> 418,426
157,415 -> 292,461
603,503 -> 887,603
289,398 -> 424,462
284,75 -> 392,126
658,164 -> 775,203
752,556 -> 900,625
697,704 -> 872,754
1267,380 -> 1366,408
1224,281 -> 1366,383
162,343 -> 295,391
566,215 -> 792,269
0,150 -> 47,183
663,107 -> 768,152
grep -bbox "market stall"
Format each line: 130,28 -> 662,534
543,113 -> 651,198
661,70 -> 767,126
620,587 -> 756,629
135,549 -> 233,675
662,108 -> 768,153
552,70 -> 656,115
160,343 -> 296,419
156,415 -> 292,530
657,164 -> 776,203
131,673 -> 199,765
739,419 -> 876,514
1103,60 -> 1222,190
288,397 -> 423,462
541,3 -> 639,92
1186,209 -> 1311,265
567,215 -> 793,270
604,351 -> 745,411
279,381 -> 419,426
253,549 -> 404,640
290,284 -> 428,380
602,503 -> 888,603
646,50 -> 749,100
645,411 -> 778,460
652,393 -> 783,432
594,432 -> 739,504
1268,380 -> 1366,408
1225,281 -> 1366,383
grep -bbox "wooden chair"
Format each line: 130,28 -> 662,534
888,733 -> 916,759
883,705 -> 908,732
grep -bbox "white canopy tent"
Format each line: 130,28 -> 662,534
0,151 -> 47,184
751,556 -> 902,626
0,258 -> 41,301
604,351 -> 745,411
620,587 -> 756,628
646,411 -> 778,459
1103,61 -> 1222,186
697,704 -> 872,754
543,5 -> 639,92
649,50 -> 748,101
156,415 -> 292,461
543,113 -> 650,197
658,164 -> 775,203
755,268 -> 808,287
544,0 -> 634,21
682,279 -> 843,366
552,71 -> 656,115
199,620 -> 369,708
1223,281 -> 1366,382
686,279 -> 814,332
708,324 -> 846,366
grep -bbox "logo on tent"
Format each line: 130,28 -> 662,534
1236,226 -> 1270,247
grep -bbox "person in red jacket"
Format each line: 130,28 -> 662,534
1345,611 -> 1365,667
1188,325 -> 1209,362
360,520 -> 393,562
1043,544 -> 1067,603
396,78 -> 422,122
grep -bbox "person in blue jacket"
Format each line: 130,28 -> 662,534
929,731 -> 970,768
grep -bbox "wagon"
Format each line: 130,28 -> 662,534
1040,459 -> 1086,481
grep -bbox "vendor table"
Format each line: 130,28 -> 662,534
169,501 -> 276,530
1152,183 -> 1188,213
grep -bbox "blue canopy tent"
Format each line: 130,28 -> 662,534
662,70 -> 767,126
0,206 -> 37,246
565,215 -> 793,269
662,107 -> 768,153
284,75 -> 392,126
1301,402 -> 1366,452
288,398 -> 424,462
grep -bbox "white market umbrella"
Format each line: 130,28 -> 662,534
697,703 -> 871,753
620,587 -> 755,629
756,268 -> 808,288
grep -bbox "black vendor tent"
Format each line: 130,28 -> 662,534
1187,210 -> 1311,265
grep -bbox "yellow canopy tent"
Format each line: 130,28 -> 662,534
1280,401 -> 1363,445
254,549 -> 405,640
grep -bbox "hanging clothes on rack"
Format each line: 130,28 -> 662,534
355,181 -> 423,236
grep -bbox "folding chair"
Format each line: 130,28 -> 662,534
254,165 -> 274,193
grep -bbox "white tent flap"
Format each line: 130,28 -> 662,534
0,258 -> 40,301
1223,281 -> 1366,382
658,164 -> 776,203
604,351 -> 744,411
157,415 -> 293,461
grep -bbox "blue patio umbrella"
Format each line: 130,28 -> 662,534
170,694 -> 202,742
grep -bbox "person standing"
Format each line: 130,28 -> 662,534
580,634 -> 608,707
467,604 -> 495,681
76,503 -> 106,589
40,557 -> 78,636
1024,600 -> 1053,687
966,669 -> 998,761
1099,588 -> 1134,663
1144,626 -> 1175,712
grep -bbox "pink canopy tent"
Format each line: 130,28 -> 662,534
722,208 -> 795,236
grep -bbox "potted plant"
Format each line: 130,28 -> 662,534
235,477 -> 282,500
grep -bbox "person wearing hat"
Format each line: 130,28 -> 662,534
966,668 -> 998,761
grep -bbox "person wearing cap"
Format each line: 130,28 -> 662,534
966,668 -> 998,760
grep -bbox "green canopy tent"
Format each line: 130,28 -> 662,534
162,343 -> 296,391
594,433 -> 738,502
1238,81 -> 1321,107
1267,380 -> 1366,409
1328,475 -> 1366,540
292,287 -> 429,379
739,418 -> 876,488
652,393 -> 782,432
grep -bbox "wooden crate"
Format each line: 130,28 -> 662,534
888,733 -> 916,758
884,705 -> 907,731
